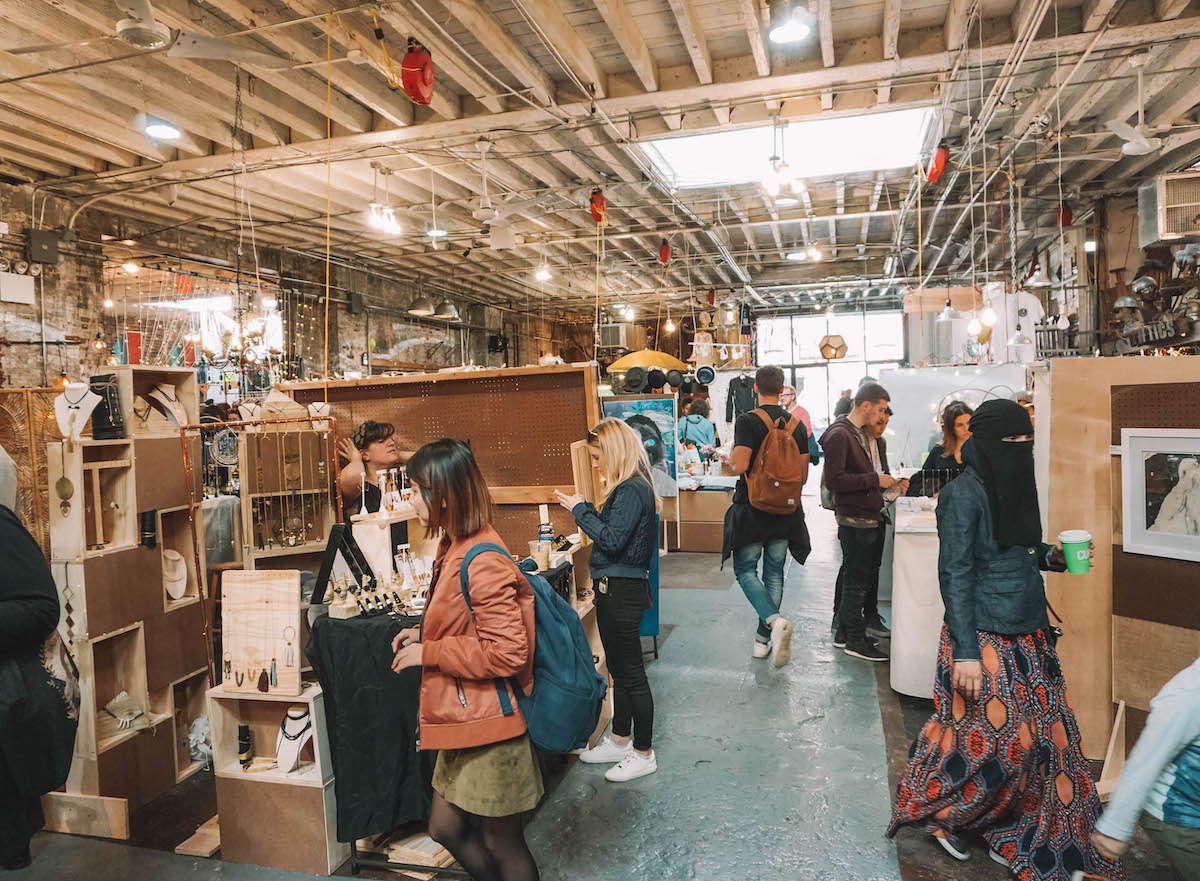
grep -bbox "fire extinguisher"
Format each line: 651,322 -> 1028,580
926,143 -> 949,184
658,239 -> 671,265
589,188 -> 607,225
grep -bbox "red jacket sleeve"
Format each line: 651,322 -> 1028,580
421,554 -> 530,679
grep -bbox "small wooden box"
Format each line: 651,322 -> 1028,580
678,489 -> 733,523
115,365 -> 199,437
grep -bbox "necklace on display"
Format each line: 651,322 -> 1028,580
283,625 -> 296,667
63,385 -> 90,407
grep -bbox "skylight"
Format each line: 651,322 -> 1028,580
642,107 -> 934,189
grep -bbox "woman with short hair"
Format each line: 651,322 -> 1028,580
678,398 -> 719,452
390,438 -> 541,881
555,418 -> 660,782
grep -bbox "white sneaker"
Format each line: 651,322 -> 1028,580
578,736 -> 631,764
752,640 -> 770,659
605,750 -> 657,782
769,617 -> 794,668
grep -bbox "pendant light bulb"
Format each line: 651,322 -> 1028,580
624,306 -> 635,320
1008,325 -> 1032,347
368,202 -> 384,230
93,332 -> 106,351
122,261 -> 139,274
762,156 -> 785,197
59,372 -> 70,389
535,264 -> 552,281
768,0 -> 813,44
980,303 -> 998,327
936,299 -> 956,322
967,317 -> 983,335
807,246 -> 821,261
1026,266 -> 1051,288
726,306 -> 736,323
665,318 -> 675,333
103,298 -> 114,309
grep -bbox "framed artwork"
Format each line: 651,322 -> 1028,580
1121,428 -> 1200,562
601,394 -> 679,498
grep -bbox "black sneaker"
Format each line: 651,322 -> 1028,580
843,638 -> 888,662
866,617 -> 891,639
933,831 -> 969,861
833,627 -> 847,648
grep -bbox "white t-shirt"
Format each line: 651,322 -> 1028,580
987,290 -> 1045,363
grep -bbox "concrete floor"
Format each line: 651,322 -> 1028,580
10,500 -> 1169,880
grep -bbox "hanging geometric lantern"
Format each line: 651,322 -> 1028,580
589,188 -> 607,225
658,239 -> 672,265
400,39 -> 436,105
926,143 -> 950,184
818,334 -> 847,359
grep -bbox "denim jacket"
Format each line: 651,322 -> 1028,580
935,467 -> 1064,662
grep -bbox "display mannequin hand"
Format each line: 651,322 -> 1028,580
337,437 -> 359,464
391,643 -> 423,673
391,628 -> 419,654
1090,831 -> 1128,861
554,489 -> 585,511
952,660 -> 983,701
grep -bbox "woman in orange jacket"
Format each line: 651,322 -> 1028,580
390,439 -> 541,881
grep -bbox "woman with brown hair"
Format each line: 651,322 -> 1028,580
390,438 -> 541,881
555,417 -> 660,783
909,400 -> 974,497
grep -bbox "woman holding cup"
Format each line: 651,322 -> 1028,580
887,399 -> 1122,881
555,418 -> 660,783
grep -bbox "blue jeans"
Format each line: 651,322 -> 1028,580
733,540 -> 789,641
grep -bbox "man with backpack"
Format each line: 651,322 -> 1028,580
820,382 -> 898,663
722,366 -> 812,669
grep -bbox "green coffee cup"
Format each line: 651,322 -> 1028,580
1058,529 -> 1091,574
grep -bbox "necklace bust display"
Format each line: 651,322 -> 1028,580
55,382 -> 102,442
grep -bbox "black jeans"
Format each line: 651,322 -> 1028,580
836,525 -> 884,641
833,523 -> 886,629
595,577 -> 654,752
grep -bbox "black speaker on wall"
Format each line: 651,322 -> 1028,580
346,292 -> 364,314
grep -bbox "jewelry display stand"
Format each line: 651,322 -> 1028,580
206,682 -> 347,875
55,382 -> 102,442
220,570 -> 302,696
115,365 -> 199,437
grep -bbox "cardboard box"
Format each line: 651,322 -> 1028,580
678,489 -> 733,523
666,521 -> 724,553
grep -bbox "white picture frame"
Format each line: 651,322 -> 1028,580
1121,428 -> 1200,563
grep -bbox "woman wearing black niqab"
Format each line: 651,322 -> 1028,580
887,399 -> 1125,881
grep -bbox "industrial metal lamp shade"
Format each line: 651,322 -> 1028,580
818,334 -> 848,359
434,300 -> 459,320
408,295 -> 436,316
768,0 -> 812,43
936,299 -> 957,322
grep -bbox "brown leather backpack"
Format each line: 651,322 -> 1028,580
746,409 -> 806,514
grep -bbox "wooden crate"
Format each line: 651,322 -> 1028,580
115,365 -> 199,438
49,439 -> 138,559
206,682 -> 331,787
158,505 -> 204,612
148,667 -> 211,783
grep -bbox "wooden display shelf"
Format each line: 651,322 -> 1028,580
115,364 -> 199,437
248,539 -> 328,559
159,505 -> 205,612
81,623 -> 149,761
249,489 -> 330,499
49,440 -> 138,561
214,758 -> 324,787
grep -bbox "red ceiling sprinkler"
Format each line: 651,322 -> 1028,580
400,38 -> 435,105
589,188 -> 607,225
1057,202 -> 1074,227
926,142 -> 949,184
658,239 -> 672,265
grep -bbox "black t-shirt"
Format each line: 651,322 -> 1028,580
732,405 -> 809,503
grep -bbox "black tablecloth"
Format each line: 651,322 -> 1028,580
306,613 -> 434,842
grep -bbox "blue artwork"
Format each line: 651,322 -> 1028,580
601,394 -> 678,498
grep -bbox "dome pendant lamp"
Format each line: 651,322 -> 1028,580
768,0 -> 812,44
408,295 -> 436,316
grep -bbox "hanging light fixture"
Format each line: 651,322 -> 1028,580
980,302 -> 998,326
936,298 -> 956,322
967,317 -> 983,335
664,313 -> 675,333
434,300 -> 460,321
122,261 -> 139,274
807,245 -> 821,261
623,306 -> 635,320
1007,324 -> 1032,347
1026,265 -> 1051,287
103,298 -> 114,309
726,304 -> 737,323
92,332 -> 106,351
535,263 -> 552,281
58,372 -> 70,388
785,250 -> 806,262
768,0 -> 812,44
408,295 -> 436,316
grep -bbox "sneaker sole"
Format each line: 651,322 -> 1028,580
771,621 -> 794,668
934,835 -> 969,861
606,764 -> 657,783
833,637 -> 847,648
578,752 -> 629,764
989,849 -> 1010,868
867,628 -> 891,639
843,646 -> 888,662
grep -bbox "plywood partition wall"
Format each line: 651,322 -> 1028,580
1036,357 -> 1200,758
282,365 -> 600,551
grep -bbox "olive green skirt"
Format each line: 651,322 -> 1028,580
432,734 -> 544,817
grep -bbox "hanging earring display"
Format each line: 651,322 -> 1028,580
283,625 -> 296,667
270,658 -> 278,688
55,444 -> 74,516
224,652 -> 232,677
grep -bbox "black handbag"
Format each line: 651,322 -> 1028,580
88,373 -> 126,439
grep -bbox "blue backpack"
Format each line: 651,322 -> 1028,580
459,543 -> 608,753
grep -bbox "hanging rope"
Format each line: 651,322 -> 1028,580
323,14 -> 333,399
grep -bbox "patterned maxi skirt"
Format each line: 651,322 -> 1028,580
887,626 -> 1125,881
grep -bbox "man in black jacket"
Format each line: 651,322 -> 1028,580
819,383 -> 897,663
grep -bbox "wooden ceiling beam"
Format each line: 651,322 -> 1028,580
195,0 -> 419,126
666,0 -> 714,86
508,0 -> 607,99
0,128 -> 104,173
0,144 -> 73,177
0,104 -> 138,167
811,0 -> 834,68
592,0 -> 660,92
882,0 -> 901,62
1155,0 -> 1192,20
945,0 -> 973,51
1081,0 -> 1120,31
737,0 -> 770,78
440,0 -> 554,106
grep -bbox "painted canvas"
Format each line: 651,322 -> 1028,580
601,394 -> 678,498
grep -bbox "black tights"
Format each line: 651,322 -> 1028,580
427,792 -> 539,881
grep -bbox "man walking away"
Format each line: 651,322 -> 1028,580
722,366 -> 812,669
820,383 -> 897,663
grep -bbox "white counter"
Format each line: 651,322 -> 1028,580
889,498 -> 944,699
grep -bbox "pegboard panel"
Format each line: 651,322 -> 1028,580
1111,382 -> 1200,445
287,369 -> 592,489
491,505 -> 579,554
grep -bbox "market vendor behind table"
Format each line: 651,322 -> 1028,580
337,420 -> 417,516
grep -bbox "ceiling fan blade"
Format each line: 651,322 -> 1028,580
1105,119 -> 1139,141
116,0 -> 158,25
168,28 -> 292,69
7,36 -> 117,55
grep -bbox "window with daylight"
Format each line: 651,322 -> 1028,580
641,107 -> 934,189
753,310 -> 904,430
